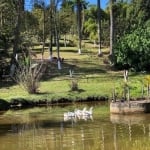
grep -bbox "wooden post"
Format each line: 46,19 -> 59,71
141,81 -> 144,98
124,69 -> 128,82
112,87 -> 116,102
127,86 -> 130,103
147,83 -> 149,99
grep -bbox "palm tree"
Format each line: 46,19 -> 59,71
76,0 -> 87,54
97,0 -> 102,56
54,7 -> 61,69
109,0 -> 114,57
52,0 -> 61,69
61,0 -> 87,54
41,1 -> 46,60
49,0 -> 54,61
77,0 -> 82,54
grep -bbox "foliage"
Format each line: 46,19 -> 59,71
31,4 -> 49,42
83,5 -> 109,44
1,0 -> 150,99
24,11 -> 39,35
126,0 -> 150,30
114,26 -> 150,71
0,43 -> 148,101
59,1 -> 76,35
113,1 -> 129,38
13,54 -> 46,94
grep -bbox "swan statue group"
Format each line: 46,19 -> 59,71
64,107 -> 93,122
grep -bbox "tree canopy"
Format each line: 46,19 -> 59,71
0,0 -> 150,74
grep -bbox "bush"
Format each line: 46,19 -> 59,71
114,27 -> 150,71
13,57 -> 46,94
69,79 -> 79,91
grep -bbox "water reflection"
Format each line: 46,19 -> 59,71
0,104 -> 150,150
64,114 -> 93,122
64,107 -> 93,123
110,114 -> 150,150
110,114 -> 150,125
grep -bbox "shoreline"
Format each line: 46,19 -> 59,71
0,96 -> 108,111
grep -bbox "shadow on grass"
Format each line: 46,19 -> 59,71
68,89 -> 85,93
41,61 -> 107,81
0,55 -> 116,89
34,91 -> 52,95
59,49 -> 78,53
0,80 -> 16,89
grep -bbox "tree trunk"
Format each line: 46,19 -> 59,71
49,0 -> 53,61
13,0 -> 24,58
77,0 -> 82,54
41,3 -> 46,60
109,0 -> 114,56
54,4 -> 61,69
0,11 -> 3,27
13,8 -> 21,57
97,0 -> 102,55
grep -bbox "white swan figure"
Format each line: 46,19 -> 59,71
83,107 -> 93,116
64,111 -> 75,117
64,111 -> 76,122
74,107 -> 87,117
64,107 -> 93,121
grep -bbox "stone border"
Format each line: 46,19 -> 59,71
110,100 -> 150,114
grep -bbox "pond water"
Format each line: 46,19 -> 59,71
0,102 -> 150,150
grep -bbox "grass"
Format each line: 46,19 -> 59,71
0,42 -> 149,102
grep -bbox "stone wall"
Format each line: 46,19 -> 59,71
110,100 -> 150,114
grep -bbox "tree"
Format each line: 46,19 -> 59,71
0,0 -> 14,51
13,0 -> 25,57
60,0 -> 75,47
110,0 -> 150,71
126,0 -> 150,31
49,0 -> 62,69
32,1 -> 48,60
24,11 -> 39,35
114,27 -> 150,71
84,5 -> 108,47
84,6 -> 98,46
112,1 -> 128,38
76,0 -> 82,54
97,0 -> 102,55
109,0 -> 115,57
72,0 -> 87,54
48,0 -> 54,60
54,1 -> 61,69
41,2 -> 46,60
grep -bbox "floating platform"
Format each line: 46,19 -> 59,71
110,100 -> 150,114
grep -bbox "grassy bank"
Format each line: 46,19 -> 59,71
0,44 -> 148,102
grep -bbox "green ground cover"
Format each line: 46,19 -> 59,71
0,43 -> 149,102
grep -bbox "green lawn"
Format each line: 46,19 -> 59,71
0,43 -> 149,101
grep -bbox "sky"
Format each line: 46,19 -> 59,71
87,0 -> 108,9
25,0 -> 108,10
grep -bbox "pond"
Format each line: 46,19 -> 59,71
0,102 -> 150,150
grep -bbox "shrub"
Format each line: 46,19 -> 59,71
13,57 -> 46,94
69,79 -> 79,91
114,27 -> 150,71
